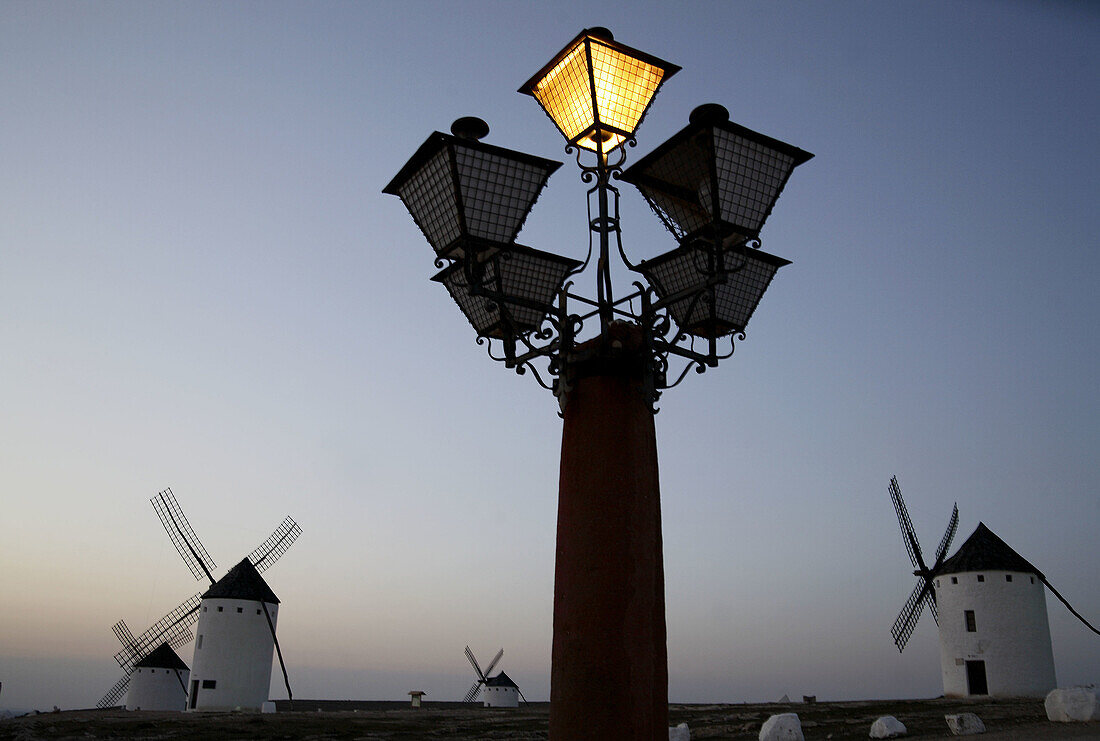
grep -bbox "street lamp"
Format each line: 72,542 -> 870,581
519,27 -> 680,154
385,28 -> 812,739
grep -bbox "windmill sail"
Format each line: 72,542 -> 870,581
890,476 -> 926,572
463,645 -> 487,702
248,517 -> 302,573
151,488 -> 216,583
483,648 -> 504,678
97,674 -> 132,709
112,593 -> 203,671
888,476 -> 958,652
934,504 -> 959,564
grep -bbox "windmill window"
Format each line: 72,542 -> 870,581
1030,576 -> 1035,584
965,610 -> 977,632
217,606 -> 223,612
936,580 -> 940,587
237,607 -> 243,613
202,680 -> 216,689
977,575 -> 985,583
951,577 -> 958,584
257,609 -> 262,615
196,635 -> 203,649
202,606 -> 207,612
1005,574 -> 1012,582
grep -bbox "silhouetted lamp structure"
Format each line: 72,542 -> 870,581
384,27 -> 812,739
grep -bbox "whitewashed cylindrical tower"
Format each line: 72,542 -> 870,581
936,523 -> 1056,698
187,558 -> 280,712
483,671 -> 520,708
126,643 -> 189,711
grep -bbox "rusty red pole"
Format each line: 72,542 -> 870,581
550,323 -> 668,739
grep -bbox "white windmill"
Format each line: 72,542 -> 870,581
888,476 -> 1098,698
96,488 -> 301,711
463,646 -> 527,707
97,599 -> 200,709
125,643 -> 190,711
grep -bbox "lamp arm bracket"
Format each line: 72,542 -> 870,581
476,335 -> 510,364
518,360 -> 555,391
665,358 -> 706,390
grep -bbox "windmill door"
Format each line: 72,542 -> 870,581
189,680 -> 199,709
965,660 -> 988,695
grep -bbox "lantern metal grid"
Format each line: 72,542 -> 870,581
383,129 -> 561,260
620,105 -> 813,245
385,30 -> 811,409
519,27 -> 680,154
432,244 -> 582,341
637,243 -> 790,339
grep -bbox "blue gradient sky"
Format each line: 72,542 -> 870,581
2,1 -> 1097,711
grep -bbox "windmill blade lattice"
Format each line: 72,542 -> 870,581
934,504 -> 959,565
151,488 -> 216,583
483,648 -> 504,678
111,620 -> 140,668
889,476 -> 927,572
463,645 -> 492,702
888,476 -> 958,652
462,682 -> 482,703
248,516 -> 302,573
112,593 -> 203,670
891,579 -> 935,651
97,674 -> 131,709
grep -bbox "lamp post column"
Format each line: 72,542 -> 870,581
551,323 -> 668,740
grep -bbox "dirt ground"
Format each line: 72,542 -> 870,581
2,697 -> 1098,740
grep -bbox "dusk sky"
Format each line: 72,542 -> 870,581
2,1 -> 1097,712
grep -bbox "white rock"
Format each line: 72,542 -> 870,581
759,713 -> 804,741
944,713 -> 985,735
669,722 -> 690,740
1045,686 -> 1100,722
869,715 -> 907,738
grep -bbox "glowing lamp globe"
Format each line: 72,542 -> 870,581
620,104 -> 813,247
519,28 -> 680,153
383,117 -> 561,260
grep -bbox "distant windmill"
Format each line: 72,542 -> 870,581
888,475 -> 959,652
888,476 -> 1099,697
97,603 -> 199,709
96,488 -> 300,710
463,646 -> 527,707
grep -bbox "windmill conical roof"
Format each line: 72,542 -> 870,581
485,671 -> 518,688
134,642 -> 189,670
937,522 -> 1043,578
202,558 -> 280,604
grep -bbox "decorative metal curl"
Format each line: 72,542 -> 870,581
666,359 -> 705,389
716,331 -> 746,361
477,335 -> 511,363
568,139 -> 632,184
533,325 -> 555,341
521,361 -> 556,391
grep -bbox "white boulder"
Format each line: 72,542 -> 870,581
869,715 -> 907,738
759,713 -> 804,741
669,722 -> 690,740
945,713 -> 985,735
1045,686 -> 1100,722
